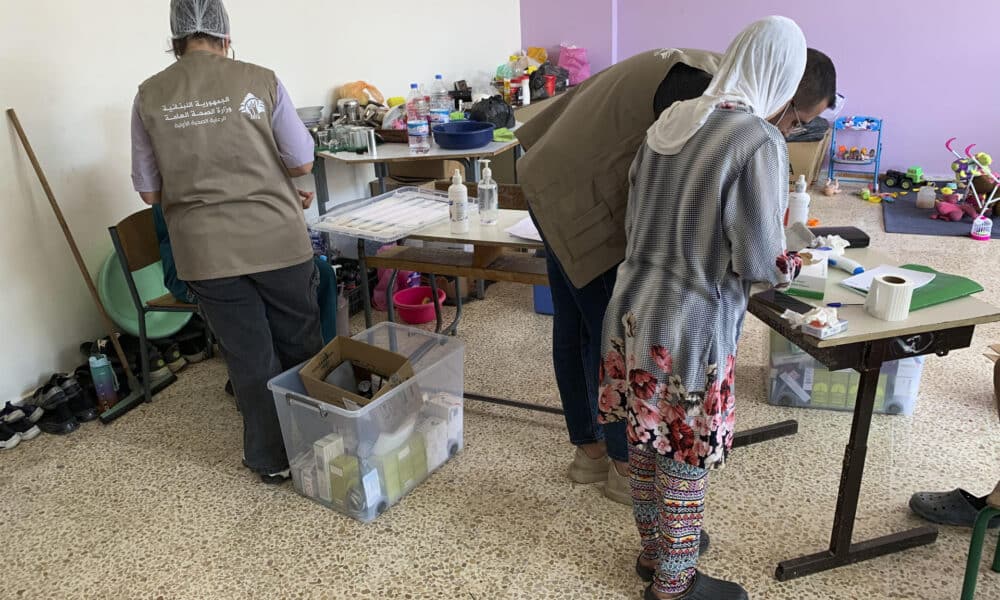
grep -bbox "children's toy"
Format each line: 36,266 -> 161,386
971,216 -> 993,241
829,116 -> 883,191
822,177 -> 841,196
883,167 -> 929,191
859,185 -> 898,203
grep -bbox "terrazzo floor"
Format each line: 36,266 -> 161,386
2,190 -> 999,599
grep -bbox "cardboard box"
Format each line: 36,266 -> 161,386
388,159 -> 465,182
788,129 -> 832,188
299,337 -> 415,409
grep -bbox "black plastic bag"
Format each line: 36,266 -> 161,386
468,96 -> 515,129
529,63 -> 570,100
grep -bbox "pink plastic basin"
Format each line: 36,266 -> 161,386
392,286 -> 447,325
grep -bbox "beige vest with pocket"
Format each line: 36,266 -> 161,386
517,49 -> 721,288
137,51 -> 312,282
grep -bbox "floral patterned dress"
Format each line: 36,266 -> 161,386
599,107 -> 800,469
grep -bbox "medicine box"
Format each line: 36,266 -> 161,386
787,250 -> 828,300
767,330 -> 925,416
269,322 -> 465,522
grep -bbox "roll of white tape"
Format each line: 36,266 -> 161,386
865,274 -> 914,322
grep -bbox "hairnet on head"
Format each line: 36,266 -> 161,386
170,0 -> 230,40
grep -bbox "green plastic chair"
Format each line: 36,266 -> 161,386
961,501 -> 1000,599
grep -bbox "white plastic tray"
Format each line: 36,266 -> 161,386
312,187 -> 451,243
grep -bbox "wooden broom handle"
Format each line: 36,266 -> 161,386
7,108 -> 136,378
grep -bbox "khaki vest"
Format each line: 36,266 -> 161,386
517,49 -> 721,288
137,51 -> 312,281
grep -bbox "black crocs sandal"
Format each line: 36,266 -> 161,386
636,531 -> 711,582
909,489 -> 1000,529
643,571 -> 748,600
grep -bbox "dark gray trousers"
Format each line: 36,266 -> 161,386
189,259 -> 322,474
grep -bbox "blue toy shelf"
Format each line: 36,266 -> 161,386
828,116 -> 883,190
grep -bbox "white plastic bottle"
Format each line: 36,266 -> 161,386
406,83 -> 430,154
786,174 -> 811,227
429,74 -> 451,128
448,169 -> 470,234
478,159 -> 499,225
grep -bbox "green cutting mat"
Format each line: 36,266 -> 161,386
899,264 -> 984,311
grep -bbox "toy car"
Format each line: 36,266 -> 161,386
884,167 -> 928,190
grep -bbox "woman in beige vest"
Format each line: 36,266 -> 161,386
131,0 -> 321,483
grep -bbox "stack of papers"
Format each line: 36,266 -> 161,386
840,265 -> 936,295
505,217 -> 542,242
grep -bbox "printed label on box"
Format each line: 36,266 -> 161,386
362,469 -> 382,505
803,368 -> 814,391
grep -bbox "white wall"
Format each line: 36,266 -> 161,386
0,0 -> 522,402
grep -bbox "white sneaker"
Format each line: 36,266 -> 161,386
568,447 -> 610,484
603,463 -> 632,506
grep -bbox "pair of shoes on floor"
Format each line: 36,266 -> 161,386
568,447 -> 633,506
909,488 -> 1000,529
635,532 -> 712,582
0,401 -> 43,450
175,316 -> 211,364
81,335 -> 173,388
642,571 -> 748,600
154,342 -> 187,374
30,373 -> 99,436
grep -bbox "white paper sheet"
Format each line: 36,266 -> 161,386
840,265 -> 935,294
505,216 -> 542,242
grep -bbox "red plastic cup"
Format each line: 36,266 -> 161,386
544,75 -> 556,97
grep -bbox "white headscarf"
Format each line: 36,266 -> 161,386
646,16 -> 807,156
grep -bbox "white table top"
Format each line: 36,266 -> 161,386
408,209 -> 543,249
758,247 -> 1000,347
317,138 -> 519,165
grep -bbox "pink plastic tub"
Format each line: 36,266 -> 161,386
392,286 -> 447,325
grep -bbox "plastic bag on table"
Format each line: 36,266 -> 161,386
529,63 -> 570,100
468,96 -> 515,129
341,81 -> 385,106
557,44 -> 591,85
527,46 -> 548,64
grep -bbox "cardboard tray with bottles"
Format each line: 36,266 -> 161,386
268,322 -> 465,522
767,330 -> 925,416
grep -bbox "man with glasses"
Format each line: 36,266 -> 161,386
517,46 -> 837,505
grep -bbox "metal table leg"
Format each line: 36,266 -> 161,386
357,239 -> 373,328
386,268 -> 398,324
774,365 -> 938,581
312,156 -> 330,215
428,274 -> 444,334
374,162 -> 389,194
444,277 -> 463,336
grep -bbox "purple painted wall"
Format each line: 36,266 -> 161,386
519,0 -> 616,74
520,0 -> 1000,173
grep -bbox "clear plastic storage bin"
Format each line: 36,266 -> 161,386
768,330 -> 924,416
269,323 -> 464,522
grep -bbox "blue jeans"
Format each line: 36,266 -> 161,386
531,211 -> 628,462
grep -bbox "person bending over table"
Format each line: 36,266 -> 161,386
130,0 -> 321,484
598,17 -> 810,600
516,36 -> 836,505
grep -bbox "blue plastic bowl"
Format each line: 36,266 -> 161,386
432,121 -> 495,150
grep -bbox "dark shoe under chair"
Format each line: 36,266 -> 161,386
910,489 -> 1000,529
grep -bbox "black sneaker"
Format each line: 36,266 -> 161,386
177,334 -> 209,364
157,342 -> 187,373
51,374 -> 97,423
6,412 -> 41,441
34,386 -> 79,436
14,402 -> 44,424
144,344 -> 174,384
0,423 -> 21,450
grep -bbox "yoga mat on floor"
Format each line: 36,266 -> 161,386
882,196 -> 999,239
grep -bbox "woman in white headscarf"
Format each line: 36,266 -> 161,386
598,17 -> 807,600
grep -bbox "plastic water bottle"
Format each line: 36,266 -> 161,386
406,83 -> 430,154
89,354 -> 118,410
786,174 -> 811,227
429,74 -> 452,128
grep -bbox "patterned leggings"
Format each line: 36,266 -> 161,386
630,444 -> 709,595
